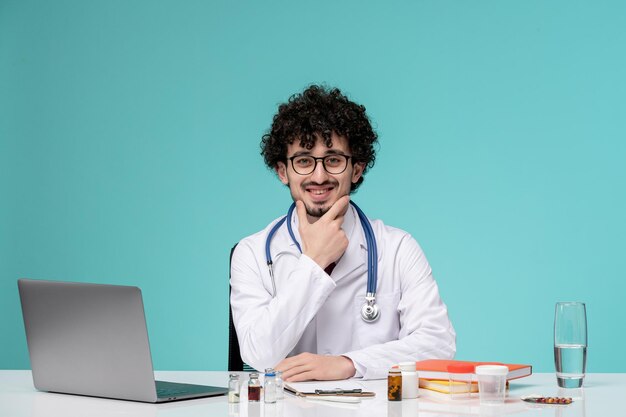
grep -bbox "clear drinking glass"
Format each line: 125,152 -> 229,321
554,302 -> 587,388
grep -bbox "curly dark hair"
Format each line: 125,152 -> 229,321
260,85 -> 378,192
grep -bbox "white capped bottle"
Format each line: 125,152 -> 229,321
399,361 -> 419,399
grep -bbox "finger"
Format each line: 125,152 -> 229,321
337,197 -> 350,217
282,363 -> 315,381
275,352 -> 312,373
285,370 -> 317,382
275,354 -> 302,372
321,195 -> 350,222
280,362 -> 312,380
295,200 -> 310,226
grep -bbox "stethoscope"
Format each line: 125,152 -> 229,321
265,201 -> 380,323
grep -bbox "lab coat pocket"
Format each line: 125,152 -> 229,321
353,291 -> 401,348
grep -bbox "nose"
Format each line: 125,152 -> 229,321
310,159 -> 330,183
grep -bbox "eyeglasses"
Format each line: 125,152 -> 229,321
288,154 -> 352,175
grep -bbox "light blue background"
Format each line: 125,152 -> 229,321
1,0 -> 624,372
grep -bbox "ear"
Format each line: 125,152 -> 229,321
351,162 -> 365,184
276,162 -> 289,185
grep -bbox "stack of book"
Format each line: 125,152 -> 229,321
415,359 -> 532,394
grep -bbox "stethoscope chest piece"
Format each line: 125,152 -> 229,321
361,293 -> 380,322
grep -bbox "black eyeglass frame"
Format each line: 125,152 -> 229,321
287,154 -> 353,175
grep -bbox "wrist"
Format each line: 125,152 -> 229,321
340,355 -> 356,378
305,252 -> 331,270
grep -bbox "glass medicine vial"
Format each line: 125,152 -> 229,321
388,367 -> 402,401
264,368 -> 277,403
247,372 -> 261,402
275,370 -> 284,400
228,373 -> 240,403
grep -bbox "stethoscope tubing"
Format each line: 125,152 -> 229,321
351,202 -> 377,294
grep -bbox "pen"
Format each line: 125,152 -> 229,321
314,388 -> 363,395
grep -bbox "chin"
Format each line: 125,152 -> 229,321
305,202 -> 330,218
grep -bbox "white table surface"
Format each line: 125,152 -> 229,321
0,371 -> 621,417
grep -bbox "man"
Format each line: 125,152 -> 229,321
230,85 -> 455,381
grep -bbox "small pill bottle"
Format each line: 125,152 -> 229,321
264,368 -> 277,404
228,373 -> 240,403
447,363 -> 474,399
247,372 -> 261,402
388,367 -> 402,401
398,361 -> 418,399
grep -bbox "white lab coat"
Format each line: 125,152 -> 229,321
230,205 -> 456,379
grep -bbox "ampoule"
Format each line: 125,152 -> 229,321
228,373 -> 240,403
264,368 -> 277,403
275,370 -> 284,400
248,372 -> 261,402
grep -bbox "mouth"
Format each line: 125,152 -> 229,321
304,184 -> 336,202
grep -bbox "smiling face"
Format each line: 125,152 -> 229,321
276,133 -> 364,223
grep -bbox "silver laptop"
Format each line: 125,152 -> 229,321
18,278 -> 228,403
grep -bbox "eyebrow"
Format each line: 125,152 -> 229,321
289,149 -> 347,157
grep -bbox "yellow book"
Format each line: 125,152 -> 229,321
419,379 -> 479,394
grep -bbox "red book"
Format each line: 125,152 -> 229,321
416,359 -> 532,381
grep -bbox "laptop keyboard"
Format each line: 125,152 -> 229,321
155,380 -> 228,400
156,381 -> 196,398
157,387 -> 190,397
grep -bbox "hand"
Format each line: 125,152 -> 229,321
296,196 -> 350,270
275,352 -> 356,382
